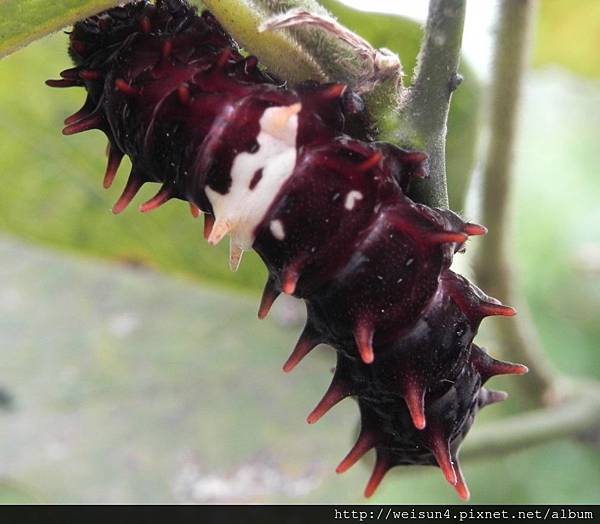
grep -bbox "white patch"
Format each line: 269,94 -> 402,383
269,219 -> 285,240
205,103 -> 300,250
344,190 -> 363,210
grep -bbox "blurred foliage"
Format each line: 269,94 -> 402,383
535,0 -> 600,78
321,0 -> 481,210
0,481 -> 39,503
513,75 -> 600,381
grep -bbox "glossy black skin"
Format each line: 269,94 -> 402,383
49,0 -> 526,499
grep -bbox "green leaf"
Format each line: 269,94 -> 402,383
534,0 -> 600,78
0,0 -> 127,59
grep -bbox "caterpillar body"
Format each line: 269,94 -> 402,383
47,0 -> 527,500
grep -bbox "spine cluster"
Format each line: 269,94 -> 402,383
48,0 -> 527,500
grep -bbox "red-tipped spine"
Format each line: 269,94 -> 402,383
64,99 -> 94,125
189,203 -> 201,218
336,430 -> 377,474
115,78 -> 140,96
453,457 -> 470,501
430,434 -> 457,486
112,171 -> 145,214
480,359 -> 529,380
400,151 -> 428,165
104,145 -> 124,189
321,83 -> 347,99
257,277 -> 280,320
404,381 -> 426,430
427,231 -> 468,245
478,302 -> 517,318
307,372 -> 351,424
472,347 -> 529,382
62,114 -> 104,135
463,222 -> 487,236
140,185 -> 173,213
283,325 -> 320,373
60,67 -> 80,79
281,265 -> 300,295
364,452 -> 391,498
46,78 -> 81,88
354,321 -> 375,364
357,151 -> 383,172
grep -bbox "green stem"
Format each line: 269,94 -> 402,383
398,0 -> 467,209
462,380 -> 600,460
473,0 -> 558,405
200,0 -> 326,84
202,0 -> 402,139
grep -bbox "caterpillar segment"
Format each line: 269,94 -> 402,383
48,0 -> 527,500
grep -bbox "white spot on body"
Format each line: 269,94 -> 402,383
204,103 -> 301,251
270,219 -> 285,240
344,190 -> 363,210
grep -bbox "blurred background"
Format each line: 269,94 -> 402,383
0,0 -> 598,504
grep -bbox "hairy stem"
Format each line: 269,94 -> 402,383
473,0 -> 558,405
199,0 -> 326,84
202,0 -> 402,136
397,0 -> 467,209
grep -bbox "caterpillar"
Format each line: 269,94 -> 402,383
47,0 -> 528,500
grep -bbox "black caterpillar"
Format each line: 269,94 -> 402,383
47,0 -> 527,500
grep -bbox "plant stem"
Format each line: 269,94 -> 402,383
473,0 -> 558,405
462,380 -> 600,460
397,0 -> 467,209
202,0 -> 402,138
200,0 -> 326,84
